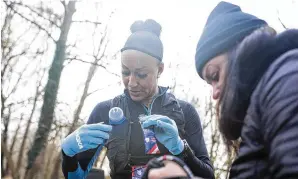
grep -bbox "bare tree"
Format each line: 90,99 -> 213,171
1,137 -> 17,179
4,1 -> 59,43
7,113 -> 24,174
1,7 -> 17,174
50,11 -> 116,177
25,1 -> 76,178
1,2 -> 44,176
15,66 -> 46,179
202,94 -> 236,179
1,106 -> 12,176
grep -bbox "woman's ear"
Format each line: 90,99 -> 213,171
157,62 -> 164,78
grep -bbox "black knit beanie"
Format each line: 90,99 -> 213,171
121,19 -> 163,61
195,1 -> 267,78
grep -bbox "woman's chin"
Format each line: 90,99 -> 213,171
130,94 -> 143,102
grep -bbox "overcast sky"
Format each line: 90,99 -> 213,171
3,0 -> 298,140
59,0 -> 298,120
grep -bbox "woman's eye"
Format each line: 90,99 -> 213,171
122,71 -> 130,76
207,72 -> 219,84
211,72 -> 219,82
137,73 -> 148,79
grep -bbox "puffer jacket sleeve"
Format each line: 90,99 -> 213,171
259,49 -> 298,178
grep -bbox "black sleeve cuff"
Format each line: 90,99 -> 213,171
181,140 -> 215,179
62,150 -> 79,172
181,139 -> 195,162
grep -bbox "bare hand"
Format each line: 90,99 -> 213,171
148,161 -> 187,179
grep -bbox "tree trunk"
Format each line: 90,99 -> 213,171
9,114 -> 23,155
50,58 -> 100,179
50,59 -> 101,179
2,106 -> 11,176
1,137 -> 17,179
50,153 -> 62,179
50,126 -> 63,179
5,114 -> 23,176
16,87 -> 39,177
68,62 -> 98,134
50,21 -> 109,178
44,144 -> 56,179
25,1 -> 76,178
25,149 -> 46,179
68,24 -> 108,135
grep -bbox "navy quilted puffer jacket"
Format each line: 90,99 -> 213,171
230,49 -> 298,179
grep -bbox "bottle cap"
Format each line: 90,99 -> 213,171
109,107 -> 125,125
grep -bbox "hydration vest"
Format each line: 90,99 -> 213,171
106,87 -> 186,178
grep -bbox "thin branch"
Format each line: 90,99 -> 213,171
66,57 -> 106,67
94,38 -> 109,65
60,0 -> 66,11
9,113 -> 24,157
14,2 -> 60,28
86,83 -> 116,97
5,62 -> 30,100
4,1 -> 56,43
66,57 -> 120,77
72,20 -> 102,25
2,24 -> 36,66
110,50 -> 120,59
276,10 -> 288,29
1,7 -> 15,48
2,29 -> 42,102
94,25 -> 109,58
203,119 -> 212,130
17,77 -> 44,171
5,97 -> 37,107
3,50 -> 26,69
5,46 -> 41,100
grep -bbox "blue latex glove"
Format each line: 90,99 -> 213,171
141,115 -> 184,155
61,123 -> 112,157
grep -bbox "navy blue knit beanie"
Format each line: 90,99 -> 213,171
195,1 -> 267,78
121,19 -> 163,61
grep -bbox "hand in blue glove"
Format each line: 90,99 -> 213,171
61,123 -> 112,157
141,115 -> 184,155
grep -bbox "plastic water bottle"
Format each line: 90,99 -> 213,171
109,107 -> 125,125
94,107 -> 125,169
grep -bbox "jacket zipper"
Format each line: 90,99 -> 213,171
143,88 -> 168,115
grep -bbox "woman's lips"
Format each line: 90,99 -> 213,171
129,90 -> 141,96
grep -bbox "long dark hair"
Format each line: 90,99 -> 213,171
218,26 -> 298,152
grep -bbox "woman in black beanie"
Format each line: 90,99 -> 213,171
194,1 -> 298,178
146,1 -> 298,179
61,19 -> 214,179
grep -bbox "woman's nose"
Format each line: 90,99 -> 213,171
211,84 -> 221,100
128,74 -> 138,87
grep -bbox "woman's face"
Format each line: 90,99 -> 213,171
202,53 -> 228,100
121,50 -> 164,103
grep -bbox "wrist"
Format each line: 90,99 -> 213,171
181,139 -> 194,161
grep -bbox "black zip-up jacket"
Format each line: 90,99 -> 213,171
62,87 -> 214,179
